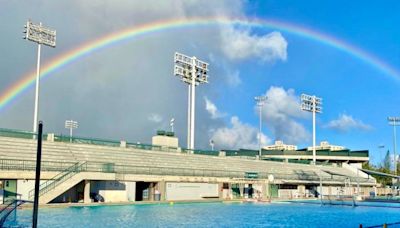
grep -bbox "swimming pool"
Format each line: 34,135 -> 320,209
6,202 -> 400,227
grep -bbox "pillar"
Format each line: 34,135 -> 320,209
158,181 -> 166,201
297,185 -> 305,198
84,180 -> 91,204
239,183 -> 244,198
218,183 -> 223,199
262,182 -> 267,200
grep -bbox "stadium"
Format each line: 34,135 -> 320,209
0,128 -> 375,205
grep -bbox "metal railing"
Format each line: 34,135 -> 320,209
0,128 -> 368,160
28,162 -> 87,199
0,158 -> 375,187
0,199 -> 29,227
0,128 -> 43,140
0,159 -> 77,172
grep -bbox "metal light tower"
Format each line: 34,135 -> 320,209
388,117 -> 400,175
65,120 -> 78,143
174,52 -> 209,150
301,94 -> 322,165
255,95 -> 267,159
170,118 -> 175,133
23,20 -> 56,134
209,139 -> 215,151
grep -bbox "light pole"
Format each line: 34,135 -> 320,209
255,95 -> 267,159
210,139 -> 215,151
301,94 -> 322,165
174,52 -> 209,150
65,120 -> 78,143
388,117 -> 400,175
23,20 -> 56,134
170,118 -> 175,133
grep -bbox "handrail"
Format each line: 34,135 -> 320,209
0,158 -> 374,186
0,158 -> 77,172
28,162 -> 87,199
0,127 -> 368,158
0,199 -> 30,227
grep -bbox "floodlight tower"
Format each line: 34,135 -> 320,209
388,117 -> 400,175
170,118 -> 175,132
23,20 -> 56,134
65,120 -> 78,143
301,94 -> 322,165
174,52 -> 209,150
209,139 -> 215,151
255,95 -> 267,159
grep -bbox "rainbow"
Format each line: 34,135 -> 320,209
1,17 -> 399,111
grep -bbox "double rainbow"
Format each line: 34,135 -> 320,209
0,17 -> 398,111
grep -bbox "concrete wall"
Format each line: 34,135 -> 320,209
165,182 -> 218,201
91,180 -> 134,203
126,181 -> 136,202
16,180 -> 35,200
152,135 -> 178,148
343,163 -> 369,178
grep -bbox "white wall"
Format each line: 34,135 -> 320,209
126,182 -> 136,202
17,180 -> 35,200
91,180 -> 129,203
166,182 -> 218,201
343,163 -> 369,178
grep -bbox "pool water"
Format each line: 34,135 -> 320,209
7,202 -> 400,227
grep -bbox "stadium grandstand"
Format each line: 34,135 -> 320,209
0,128 -> 375,204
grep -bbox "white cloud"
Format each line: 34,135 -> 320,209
204,97 -> 226,119
220,26 -> 288,62
261,86 -> 309,144
148,113 -> 163,123
210,116 -> 271,150
325,114 -> 372,132
226,70 -> 241,87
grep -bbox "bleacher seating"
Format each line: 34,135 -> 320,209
0,136 -> 375,184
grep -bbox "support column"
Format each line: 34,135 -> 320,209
158,181 -> 166,201
218,183 -> 223,199
239,183 -> 244,198
228,183 -> 232,200
84,180 -> 91,204
262,182 -> 267,200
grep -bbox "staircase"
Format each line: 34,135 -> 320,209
28,162 -> 87,204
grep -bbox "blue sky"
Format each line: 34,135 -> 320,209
0,1 -> 399,165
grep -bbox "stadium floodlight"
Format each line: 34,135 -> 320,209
209,139 -> 215,151
301,93 -> 323,165
388,117 -> 400,175
65,120 -> 78,143
170,118 -> 175,133
23,20 -> 56,135
255,95 -> 267,159
174,52 -> 209,150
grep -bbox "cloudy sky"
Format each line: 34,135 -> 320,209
1,0 -> 400,164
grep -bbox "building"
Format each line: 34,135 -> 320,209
307,141 -> 346,151
263,141 -> 298,151
0,128 -> 375,205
